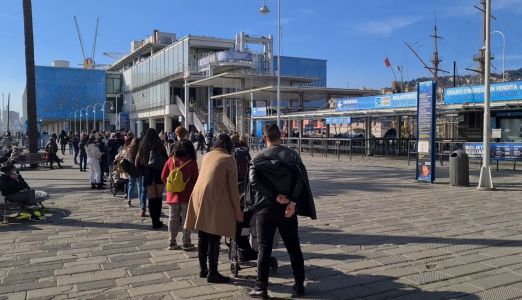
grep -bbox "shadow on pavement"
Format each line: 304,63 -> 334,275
230,265 -> 479,300
300,226 -> 522,248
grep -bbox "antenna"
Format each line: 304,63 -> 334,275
73,16 -> 86,60
92,17 -> 99,62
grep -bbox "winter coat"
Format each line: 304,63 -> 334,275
184,148 -> 241,238
161,156 -> 198,205
86,143 -> 102,160
0,173 -> 30,197
245,145 -> 316,220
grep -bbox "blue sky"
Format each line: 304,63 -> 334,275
1,0 -> 522,114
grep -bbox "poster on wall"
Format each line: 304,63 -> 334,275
416,81 -> 437,182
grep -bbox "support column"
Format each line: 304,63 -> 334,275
366,116 -> 372,156
164,116 -> 173,132
149,118 -> 156,130
250,92 -> 254,136
208,86 -> 213,133
184,78 -> 189,129
136,119 -> 144,136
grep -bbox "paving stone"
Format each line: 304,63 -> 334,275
26,285 -> 75,299
115,273 -> 167,286
75,279 -> 116,292
128,263 -> 181,276
54,264 -> 101,275
128,281 -> 193,297
57,268 -> 127,286
467,272 -> 522,290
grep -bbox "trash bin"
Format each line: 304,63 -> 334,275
449,150 -> 469,186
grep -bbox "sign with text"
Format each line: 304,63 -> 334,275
465,142 -> 522,160
325,117 -> 352,125
335,92 -> 417,112
444,81 -> 522,104
416,81 -> 437,182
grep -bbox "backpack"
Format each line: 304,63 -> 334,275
166,159 -> 192,193
234,147 -> 251,182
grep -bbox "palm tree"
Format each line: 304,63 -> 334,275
23,0 -> 38,154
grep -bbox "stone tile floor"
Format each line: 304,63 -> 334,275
1,152 -> 522,299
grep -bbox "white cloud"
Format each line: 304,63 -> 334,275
357,16 -> 424,37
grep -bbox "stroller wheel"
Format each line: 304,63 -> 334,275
231,263 -> 240,277
269,257 -> 278,272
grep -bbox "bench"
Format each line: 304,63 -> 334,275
1,191 -> 49,224
20,153 -> 48,170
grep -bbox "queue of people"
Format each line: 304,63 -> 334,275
35,124 -> 315,298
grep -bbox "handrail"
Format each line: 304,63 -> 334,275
220,113 -> 236,132
192,111 -> 205,133
175,96 -> 186,117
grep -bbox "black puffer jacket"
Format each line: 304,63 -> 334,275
245,145 -> 316,219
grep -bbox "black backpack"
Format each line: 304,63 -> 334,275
234,147 -> 251,182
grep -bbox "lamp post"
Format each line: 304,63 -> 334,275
94,101 -> 111,132
74,110 -> 80,133
115,93 -> 123,131
68,112 -> 74,132
85,105 -> 94,133
79,108 -> 86,133
259,0 -> 281,128
478,0 -> 493,190
492,30 -> 505,82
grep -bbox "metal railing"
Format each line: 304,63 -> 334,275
175,96 -> 186,118
192,111 -> 205,133
220,113 -> 236,132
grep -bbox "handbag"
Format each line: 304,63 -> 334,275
121,158 -> 142,177
148,151 -> 167,171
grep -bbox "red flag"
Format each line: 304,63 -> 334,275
384,57 -> 391,68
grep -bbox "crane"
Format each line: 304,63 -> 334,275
103,52 -> 125,61
73,16 -> 100,69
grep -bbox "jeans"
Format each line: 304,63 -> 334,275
68,142 -> 74,154
127,175 -> 143,204
60,143 -> 66,155
255,206 -> 305,289
168,203 -> 191,246
74,147 -> 79,163
87,158 -> 101,184
79,152 -> 87,170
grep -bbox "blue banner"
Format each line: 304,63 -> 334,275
335,92 -> 416,112
465,142 -> 522,160
444,81 -> 522,104
416,81 -> 437,182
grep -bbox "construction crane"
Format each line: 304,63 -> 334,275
73,16 -> 100,69
103,52 -> 125,61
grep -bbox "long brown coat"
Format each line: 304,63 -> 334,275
184,148 -> 241,238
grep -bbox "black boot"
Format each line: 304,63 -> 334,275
150,199 -> 164,229
292,281 -> 305,297
96,183 -> 104,190
207,236 -> 229,283
199,256 -> 208,278
91,183 -> 96,190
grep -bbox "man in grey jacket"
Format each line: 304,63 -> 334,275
246,124 -> 316,299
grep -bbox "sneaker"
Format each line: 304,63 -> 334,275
168,244 -> 182,250
29,215 -> 41,221
182,243 -> 196,251
127,201 -> 131,207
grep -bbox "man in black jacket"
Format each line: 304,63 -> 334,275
245,124 -> 316,298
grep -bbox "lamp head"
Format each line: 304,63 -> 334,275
259,4 -> 270,15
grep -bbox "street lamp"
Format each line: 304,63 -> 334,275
85,105 -> 94,133
114,93 -> 123,131
94,101 -> 112,131
492,30 -> 505,82
74,109 -> 81,133
259,0 -> 281,128
68,112 -> 74,132
79,108 -> 87,133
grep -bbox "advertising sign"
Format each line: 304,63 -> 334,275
252,107 -> 268,117
444,81 -> 522,104
465,142 -> 522,160
325,117 -> 352,125
416,81 -> 437,182
335,92 -> 417,112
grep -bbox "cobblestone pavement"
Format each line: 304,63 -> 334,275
1,152 -> 522,299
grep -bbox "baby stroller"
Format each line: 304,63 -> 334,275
228,211 -> 279,277
109,170 -> 128,197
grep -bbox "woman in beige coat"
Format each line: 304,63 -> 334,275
185,133 -> 243,283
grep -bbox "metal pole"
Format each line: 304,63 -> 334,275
93,107 -> 96,132
79,109 -> 83,133
276,0 -> 281,128
7,93 -> 10,133
478,0 -> 493,190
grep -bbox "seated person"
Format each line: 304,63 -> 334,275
0,164 -> 39,220
0,145 -> 13,164
8,146 -> 22,164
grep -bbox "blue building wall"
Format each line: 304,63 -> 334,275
274,56 -> 327,86
35,66 -> 106,121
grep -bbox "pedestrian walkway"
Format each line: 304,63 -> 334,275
1,154 -> 522,299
